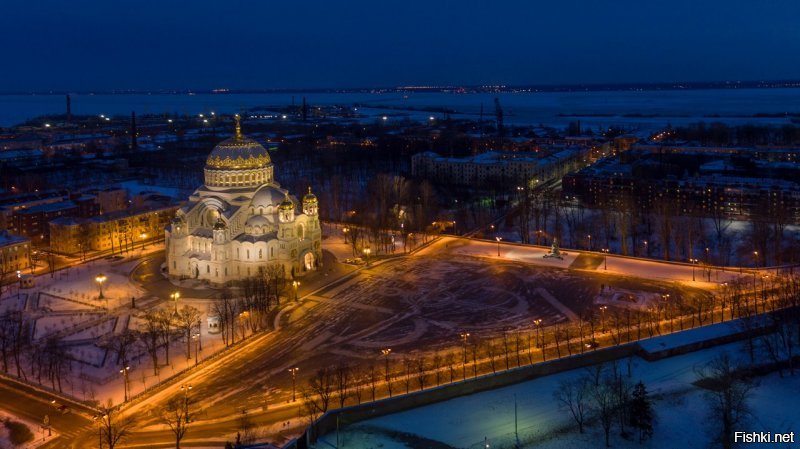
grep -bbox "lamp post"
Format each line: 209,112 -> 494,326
496,236 -> 502,257
342,227 -> 349,244
95,274 -> 107,300
119,366 -> 130,402
191,332 -> 199,365
599,305 -> 608,332
753,250 -> 759,268
643,240 -> 649,257
689,258 -> 698,281
180,384 -> 192,422
16,270 -> 22,300
533,319 -> 542,348
288,367 -> 299,402
170,291 -> 180,314
602,248 -> 609,270
460,332 -> 470,380
196,319 -> 202,350
381,348 -> 392,397
363,247 -> 371,266
292,280 -> 300,301
587,234 -> 592,251
140,233 -> 147,250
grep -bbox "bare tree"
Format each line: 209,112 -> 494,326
334,362 -> 351,409
696,353 -> 755,449
160,395 -> 190,449
554,377 -> 592,433
97,401 -> 134,449
174,306 -> 201,360
138,310 -> 162,375
591,376 -> 616,448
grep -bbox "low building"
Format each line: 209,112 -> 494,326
0,231 -> 31,274
49,203 -> 179,256
412,148 -> 589,188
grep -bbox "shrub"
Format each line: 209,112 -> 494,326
4,418 -> 34,446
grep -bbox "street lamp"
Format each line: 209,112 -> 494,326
140,233 -> 147,250
587,234 -> 592,251
292,280 -> 300,301
753,250 -> 759,268
460,332 -> 470,380
192,332 -> 200,365
533,319 -> 542,348
363,247 -> 371,266
180,384 -> 192,422
342,227 -> 349,244
16,270 -> 22,300
381,348 -> 392,397
288,367 -> 299,402
496,236 -> 502,257
95,274 -> 107,300
599,305 -> 608,332
119,366 -> 130,402
170,291 -> 180,314
690,258 -> 698,281
602,248 -> 609,270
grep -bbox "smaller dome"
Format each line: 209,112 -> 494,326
246,215 -> 270,227
303,186 -> 318,203
251,186 -> 284,209
279,193 -> 294,211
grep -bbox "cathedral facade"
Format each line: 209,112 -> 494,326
165,117 -> 321,285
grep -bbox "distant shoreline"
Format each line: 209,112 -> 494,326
2,79 -> 800,96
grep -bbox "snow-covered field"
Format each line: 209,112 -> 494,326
319,336 -> 798,449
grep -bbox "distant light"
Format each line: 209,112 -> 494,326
167,119 -> 173,123
382,116 -> 388,120
105,117 -> 110,121
199,114 -> 204,118
100,114 -> 105,118
210,111 -> 215,116
44,123 -> 51,128
282,115 -> 287,119
203,119 -> 208,123
429,116 -> 435,120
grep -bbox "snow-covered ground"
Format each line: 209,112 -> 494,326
318,334 -> 796,449
0,409 -> 59,449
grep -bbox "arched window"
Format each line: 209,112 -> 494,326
271,247 -> 274,258
247,249 -> 250,259
207,265 -> 210,274
259,249 -> 263,259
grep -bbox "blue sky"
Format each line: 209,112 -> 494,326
2,0 -> 799,91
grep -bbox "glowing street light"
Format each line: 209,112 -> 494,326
382,348 -> 392,397
95,274 -> 107,300
292,280 -> 300,301
140,232 -> 147,250
170,291 -> 180,314
119,366 -> 131,401
288,367 -> 299,402
690,258 -> 699,281
363,247 -> 371,266
601,248 -> 609,270
496,236 -> 502,256
599,305 -> 608,331
460,332 -> 470,379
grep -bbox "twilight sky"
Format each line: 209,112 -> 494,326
2,0 -> 799,92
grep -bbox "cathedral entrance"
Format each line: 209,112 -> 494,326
304,252 -> 315,271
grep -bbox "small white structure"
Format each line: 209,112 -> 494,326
207,316 -> 221,334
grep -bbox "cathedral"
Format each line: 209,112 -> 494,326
165,117 -> 321,285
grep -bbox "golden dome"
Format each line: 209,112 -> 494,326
279,193 -> 294,210
205,115 -> 271,170
303,186 -> 318,203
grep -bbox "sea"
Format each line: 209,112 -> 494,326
2,88 -> 800,132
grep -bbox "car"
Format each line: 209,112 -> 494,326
50,400 -> 71,414
585,340 -> 600,349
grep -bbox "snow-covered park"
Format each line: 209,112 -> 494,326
319,331 -> 799,449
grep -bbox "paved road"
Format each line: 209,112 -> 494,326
0,379 -> 94,448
